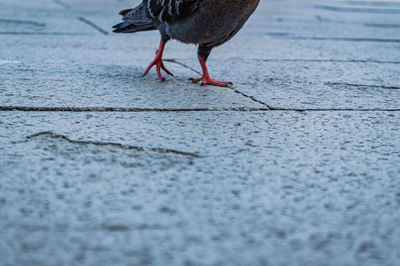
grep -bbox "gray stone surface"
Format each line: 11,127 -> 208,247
1,0 -> 400,265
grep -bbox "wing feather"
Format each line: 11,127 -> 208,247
144,0 -> 202,23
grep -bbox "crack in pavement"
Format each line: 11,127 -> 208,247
2,224 -> 171,232
164,58 -> 271,108
0,18 -> 45,27
365,23 -> 400,29
267,33 -> 400,43
19,132 -> 250,159
326,82 -> 400,90
53,0 -> 70,9
227,87 -> 272,109
347,1 -> 400,7
25,132 -> 203,158
313,4 -> 400,14
1,106 -> 400,112
290,36 -> 400,43
0,32 -> 88,36
77,17 -> 109,35
256,59 -> 400,64
0,106 -> 269,112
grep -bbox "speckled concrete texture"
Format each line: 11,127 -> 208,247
1,0 -> 400,265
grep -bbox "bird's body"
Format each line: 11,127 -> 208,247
113,0 -> 260,86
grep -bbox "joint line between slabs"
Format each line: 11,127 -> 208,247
326,82 -> 400,90
313,4 -> 400,14
0,32 -> 88,35
77,17 -> 109,35
257,59 -> 400,65
265,33 -> 400,43
53,0 -> 70,9
0,18 -> 45,27
1,106 -> 400,112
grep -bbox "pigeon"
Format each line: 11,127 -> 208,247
113,0 -> 260,87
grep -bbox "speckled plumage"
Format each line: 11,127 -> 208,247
113,0 -> 260,86
145,0 -> 203,24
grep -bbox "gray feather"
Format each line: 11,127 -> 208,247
123,3 -> 153,25
144,0 -> 202,23
113,3 -> 155,33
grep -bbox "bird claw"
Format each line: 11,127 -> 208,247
143,58 -> 173,81
190,77 -> 232,87
189,77 -> 201,83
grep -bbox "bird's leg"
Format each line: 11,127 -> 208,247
143,39 -> 173,81
190,55 -> 233,87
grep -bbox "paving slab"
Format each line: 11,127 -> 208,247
0,34 -> 263,109
181,59 -> 400,109
1,111 -> 400,266
2,34 -> 399,109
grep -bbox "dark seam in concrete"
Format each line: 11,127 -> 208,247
0,32 -> 88,36
26,132 -> 203,158
228,87 -> 272,109
347,1 -> 400,7
326,82 -> 400,90
1,106 -> 400,112
4,224 -> 170,232
302,37 -> 400,43
313,4 -> 400,14
257,59 -> 400,64
163,59 -> 202,75
0,18 -> 45,27
53,0 -> 70,9
365,23 -> 400,28
207,149 -> 249,157
23,132 -> 249,159
267,107 -> 400,112
268,108 -> 400,112
265,32 -> 291,37
77,17 -> 109,35
0,106 -> 264,112
100,224 -> 167,231
283,36 -> 400,43
101,225 -> 130,231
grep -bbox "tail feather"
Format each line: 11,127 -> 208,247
119,8 -> 133,16
112,21 -> 156,33
113,3 -> 156,34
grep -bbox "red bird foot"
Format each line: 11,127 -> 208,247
143,41 -> 173,81
143,58 -> 173,81
190,55 -> 232,87
190,76 -> 232,87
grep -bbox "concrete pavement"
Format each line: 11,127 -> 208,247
1,0 -> 400,265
